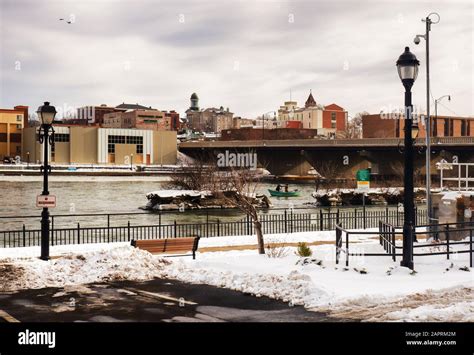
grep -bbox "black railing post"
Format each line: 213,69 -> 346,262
354,209 -> 357,229
107,215 -> 110,243
217,219 -> 220,237
159,212 -> 162,239
77,223 -> 80,244
51,216 -> 54,246
290,209 -> 293,233
346,230 -> 349,267
385,207 -> 389,224
23,224 -> 26,247
319,209 -> 323,231
392,225 -> 396,262
206,212 -> 209,238
127,221 -> 131,242
174,220 -> 177,238
446,224 -> 450,260
470,226 -> 473,268
284,209 -> 288,234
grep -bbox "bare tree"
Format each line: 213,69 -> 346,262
312,160 -> 340,191
344,111 -> 368,139
221,167 -> 266,254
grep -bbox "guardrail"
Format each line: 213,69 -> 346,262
0,207 -> 426,248
335,220 -> 474,268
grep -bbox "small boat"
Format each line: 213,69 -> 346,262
268,189 -> 300,197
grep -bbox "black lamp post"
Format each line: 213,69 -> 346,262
37,102 -> 56,261
396,47 -> 420,270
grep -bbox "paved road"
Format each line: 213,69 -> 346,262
0,278 -> 341,322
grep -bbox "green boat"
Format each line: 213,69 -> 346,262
268,189 -> 300,197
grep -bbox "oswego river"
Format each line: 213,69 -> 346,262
0,175 -> 318,230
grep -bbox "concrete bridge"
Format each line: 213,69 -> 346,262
179,137 -> 474,179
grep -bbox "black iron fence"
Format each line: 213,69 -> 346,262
336,220 -> 474,268
0,206 -> 426,248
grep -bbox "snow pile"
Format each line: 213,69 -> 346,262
0,246 -> 169,292
146,190 -> 212,199
162,260 -> 331,306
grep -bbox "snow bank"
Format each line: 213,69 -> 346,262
146,190 -> 212,199
0,245 -> 169,292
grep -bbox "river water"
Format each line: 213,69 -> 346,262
0,175 -> 320,230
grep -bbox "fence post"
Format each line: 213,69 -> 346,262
290,209 -> 293,233
446,224 -> 450,260
385,207 -> 388,224
217,219 -> 220,237
336,209 -> 340,225
159,212 -> 162,239
392,225 -> 396,262
319,209 -> 323,231
174,220 -> 177,238
354,209 -> 357,229
77,223 -> 80,244
23,224 -> 26,247
127,221 -> 130,242
470,226 -> 473,268
107,215 -> 110,243
284,210 -> 288,234
346,231 -> 350,267
246,214 -> 251,235
51,216 -> 54,246
206,212 -> 209,238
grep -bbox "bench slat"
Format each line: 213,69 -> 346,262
131,237 -> 200,259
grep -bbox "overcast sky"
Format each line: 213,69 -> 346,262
0,0 -> 472,119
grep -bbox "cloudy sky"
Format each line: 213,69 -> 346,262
0,0 -> 472,119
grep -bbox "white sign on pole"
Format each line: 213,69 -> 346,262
357,180 -> 370,193
36,195 -> 56,208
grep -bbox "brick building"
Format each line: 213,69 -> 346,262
185,93 -> 234,133
103,109 -> 173,131
277,91 -> 347,137
362,113 -> 474,138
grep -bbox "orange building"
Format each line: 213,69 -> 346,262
0,105 -> 28,160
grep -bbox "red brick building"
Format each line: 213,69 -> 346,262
362,113 -> 474,138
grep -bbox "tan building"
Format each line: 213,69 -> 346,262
277,92 -> 347,137
103,109 -> 172,131
0,105 -> 28,160
185,93 -> 234,133
22,125 -> 177,165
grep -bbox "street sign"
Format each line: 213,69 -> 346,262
356,169 -> 370,192
357,180 -> 370,192
36,195 -> 56,208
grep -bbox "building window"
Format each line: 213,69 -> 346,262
331,112 -> 337,129
444,119 -> 450,136
136,145 -> 143,154
17,124 -> 22,129
16,115 -> 22,122
468,121 -> 471,136
450,119 -> 454,137
461,120 -> 467,136
54,133 -> 70,142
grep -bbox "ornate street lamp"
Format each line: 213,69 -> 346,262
396,47 -> 420,270
37,101 -> 56,260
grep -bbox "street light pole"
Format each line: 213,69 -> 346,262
37,102 -> 56,261
397,47 -> 420,270
414,12 -> 440,226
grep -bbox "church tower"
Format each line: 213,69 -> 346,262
305,90 -> 317,108
190,92 -> 199,111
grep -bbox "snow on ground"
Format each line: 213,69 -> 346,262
0,244 -> 169,292
0,230 -> 472,321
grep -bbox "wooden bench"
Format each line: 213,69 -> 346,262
131,237 -> 200,259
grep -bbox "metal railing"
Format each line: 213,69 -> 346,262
0,207 -> 426,248
336,220 -> 474,268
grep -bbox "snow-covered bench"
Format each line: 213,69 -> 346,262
131,237 -> 200,259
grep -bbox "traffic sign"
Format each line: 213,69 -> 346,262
36,195 -> 56,208
357,180 -> 370,192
